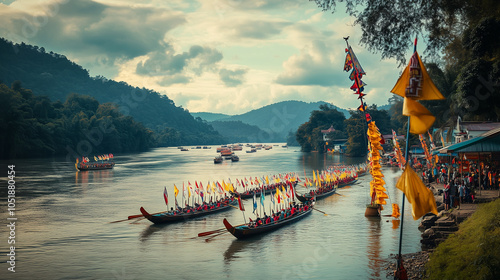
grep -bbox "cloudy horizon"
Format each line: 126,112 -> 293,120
0,0 -> 414,115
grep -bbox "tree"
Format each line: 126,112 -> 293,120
312,0 -> 500,65
295,104 -> 346,152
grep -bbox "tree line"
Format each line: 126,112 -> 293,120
293,104 -> 391,156
0,82 -> 155,159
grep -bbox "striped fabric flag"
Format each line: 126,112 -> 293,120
163,187 -> 168,206
237,195 -> 245,211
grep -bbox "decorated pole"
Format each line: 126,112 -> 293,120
390,37 -> 444,279
343,37 -> 390,217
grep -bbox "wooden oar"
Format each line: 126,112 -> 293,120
109,211 -> 165,223
198,223 -> 245,237
313,208 -> 328,216
205,231 -> 228,242
198,228 -> 226,237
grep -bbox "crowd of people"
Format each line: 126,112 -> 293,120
166,195 -> 235,215
421,161 -> 499,210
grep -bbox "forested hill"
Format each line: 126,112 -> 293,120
0,38 -> 224,146
0,83 -> 155,159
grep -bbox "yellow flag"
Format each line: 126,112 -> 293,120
396,164 -> 438,220
174,185 -> 179,197
391,203 -> 401,218
391,51 -> 444,135
265,176 -> 269,185
390,52 -> 445,101
403,97 -> 436,134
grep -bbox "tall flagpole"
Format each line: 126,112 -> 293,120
396,37 -> 417,277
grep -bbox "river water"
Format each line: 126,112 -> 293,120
1,146 -> 423,279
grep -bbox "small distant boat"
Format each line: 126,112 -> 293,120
181,148 -> 189,151
203,146 -> 211,149
221,149 -> 233,159
231,145 -> 242,151
214,156 -> 223,164
246,148 -> 256,153
231,155 -> 239,162
77,162 -> 115,171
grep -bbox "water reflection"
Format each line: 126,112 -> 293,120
392,219 -> 401,229
224,238 -> 261,263
366,217 -> 382,280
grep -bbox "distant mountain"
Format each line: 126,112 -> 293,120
0,38 -> 224,146
209,120 -> 268,143
191,112 -> 230,122
194,101 -> 349,142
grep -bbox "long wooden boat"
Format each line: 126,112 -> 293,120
296,186 -> 336,203
140,198 -> 237,225
76,162 -> 115,171
339,178 -> 357,187
232,182 -> 297,199
295,178 -> 357,202
223,203 -> 313,239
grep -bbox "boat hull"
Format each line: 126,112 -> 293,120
140,199 -> 236,225
223,207 -> 313,239
77,162 -> 115,171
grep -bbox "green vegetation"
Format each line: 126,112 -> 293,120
0,82 -> 154,159
295,104 -> 391,156
0,38 -> 225,148
295,104 -> 346,152
425,199 -> 500,280
313,0 -> 500,131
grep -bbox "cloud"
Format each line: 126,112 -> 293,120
0,0 -> 186,77
219,68 -> 248,87
158,74 -> 192,86
275,39 -> 345,86
136,45 -> 223,80
228,20 -> 292,40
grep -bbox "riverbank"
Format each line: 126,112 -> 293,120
384,183 -> 499,279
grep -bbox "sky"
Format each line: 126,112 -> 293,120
0,0 -> 410,115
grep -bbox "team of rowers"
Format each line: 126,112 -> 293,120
233,181 -> 296,197
304,175 -> 357,198
162,195 -> 235,216
245,200 -> 313,228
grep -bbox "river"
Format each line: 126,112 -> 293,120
0,145 -> 423,279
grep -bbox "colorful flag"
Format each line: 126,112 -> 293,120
260,189 -> 265,206
174,185 -> 179,197
237,195 -> 245,211
390,50 -> 445,135
252,193 -> 257,213
391,203 -> 401,218
396,164 -> 438,220
163,187 -> 168,206
403,97 -> 436,134
391,52 -> 445,101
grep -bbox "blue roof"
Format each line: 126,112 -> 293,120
444,128 -> 500,153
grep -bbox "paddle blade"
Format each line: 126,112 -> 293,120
198,229 -> 224,237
